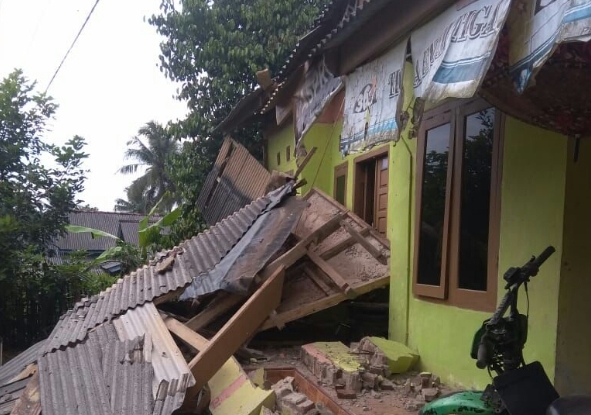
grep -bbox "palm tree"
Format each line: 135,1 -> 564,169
116,121 -> 179,213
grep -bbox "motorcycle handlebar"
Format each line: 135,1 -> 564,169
528,246 -> 556,272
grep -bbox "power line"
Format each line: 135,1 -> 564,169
45,0 -> 101,93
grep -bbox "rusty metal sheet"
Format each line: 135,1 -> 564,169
43,189 -> 280,354
196,139 -> 271,226
180,194 -> 305,299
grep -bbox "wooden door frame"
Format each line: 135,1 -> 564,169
352,145 -> 390,226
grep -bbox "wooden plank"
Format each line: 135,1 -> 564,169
303,265 -> 333,296
10,371 -> 41,415
341,221 -> 387,265
318,228 -> 370,260
306,250 -> 354,297
259,275 -> 390,331
260,212 -> 346,279
294,146 -> 317,178
184,266 -> 286,403
162,314 -> 210,351
185,293 -> 243,331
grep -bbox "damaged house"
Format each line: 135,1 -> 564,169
3,0 -> 591,413
215,0 -> 591,400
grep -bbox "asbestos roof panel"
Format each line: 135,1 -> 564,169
0,377 -> 31,415
43,188 -> 284,354
39,339 -> 113,415
38,333 -> 157,415
0,339 -> 44,387
196,139 -> 271,226
111,302 -> 195,404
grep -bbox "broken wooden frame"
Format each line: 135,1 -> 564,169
152,187 -> 390,410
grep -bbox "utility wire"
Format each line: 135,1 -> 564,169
45,0 -> 101,93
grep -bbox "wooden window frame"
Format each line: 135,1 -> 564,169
352,145 -> 390,221
334,162 -> 348,207
413,98 -> 503,312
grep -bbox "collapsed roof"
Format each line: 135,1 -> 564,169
0,146 -> 390,415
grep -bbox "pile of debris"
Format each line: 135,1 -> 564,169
240,336 -> 450,415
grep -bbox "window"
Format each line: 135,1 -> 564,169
277,152 -> 281,166
353,146 -> 389,237
413,99 -> 502,311
286,146 -> 291,162
334,162 -> 348,206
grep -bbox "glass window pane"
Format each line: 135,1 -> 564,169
458,108 -> 494,291
418,123 -> 451,286
335,175 -> 346,205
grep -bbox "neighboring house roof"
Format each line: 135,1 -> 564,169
196,138 -> 271,226
54,211 -> 161,252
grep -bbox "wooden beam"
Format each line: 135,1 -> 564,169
318,228 -> 371,260
259,275 -> 390,331
306,250 -> 354,297
162,314 -> 209,351
10,371 -> 41,415
184,266 -> 286,403
303,265 -> 333,296
294,146 -> 317,178
268,310 -> 286,330
341,221 -> 387,265
185,293 -> 243,331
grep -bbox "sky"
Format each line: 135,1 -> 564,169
0,0 -> 188,211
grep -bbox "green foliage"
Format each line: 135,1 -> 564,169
0,70 -> 89,347
115,121 -> 180,214
149,0 -> 328,240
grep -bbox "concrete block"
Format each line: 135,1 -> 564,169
357,337 -> 419,374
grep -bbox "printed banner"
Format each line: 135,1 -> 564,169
411,0 -> 511,103
508,0 -> 591,92
340,39 -> 407,155
294,58 -> 343,145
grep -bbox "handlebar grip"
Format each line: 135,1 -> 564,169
476,339 -> 488,369
532,246 -> 555,269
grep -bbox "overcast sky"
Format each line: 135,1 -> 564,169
0,0 -> 188,211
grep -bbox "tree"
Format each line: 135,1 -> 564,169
0,69 -> 88,347
116,121 -> 179,213
149,0 -> 329,237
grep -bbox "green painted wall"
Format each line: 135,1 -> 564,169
265,120 -> 342,197
264,63 -> 569,389
555,139 -> 591,395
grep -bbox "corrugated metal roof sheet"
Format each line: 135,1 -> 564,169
43,187 -> 287,353
196,138 -> 271,226
0,339 -> 44,387
181,194 -> 305,299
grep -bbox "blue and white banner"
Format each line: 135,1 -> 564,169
340,39 -> 408,155
294,57 -> 343,146
411,0 -> 511,103
508,0 -> 591,92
